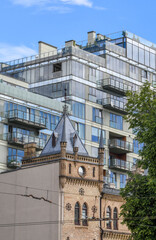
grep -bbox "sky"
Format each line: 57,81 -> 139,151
0,0 -> 156,62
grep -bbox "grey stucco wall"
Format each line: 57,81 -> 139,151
0,162 -> 60,240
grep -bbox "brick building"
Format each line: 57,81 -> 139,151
0,106 -> 130,240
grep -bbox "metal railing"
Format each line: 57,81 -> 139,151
109,139 -> 133,152
109,158 -> 133,171
7,155 -> 23,168
102,78 -> 132,92
2,133 -> 46,149
6,109 -> 47,128
100,97 -> 127,113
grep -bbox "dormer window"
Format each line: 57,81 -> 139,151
52,131 -> 58,147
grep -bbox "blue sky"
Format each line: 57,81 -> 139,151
0,0 -> 156,61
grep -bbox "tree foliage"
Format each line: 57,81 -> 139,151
125,81 -> 156,177
120,82 -> 156,239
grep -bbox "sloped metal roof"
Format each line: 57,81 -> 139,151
40,113 -> 88,157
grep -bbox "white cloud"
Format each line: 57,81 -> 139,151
0,43 -> 37,62
61,0 -> 92,7
11,0 -> 105,12
11,0 -> 50,7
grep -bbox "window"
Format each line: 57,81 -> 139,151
75,202 -> 80,225
8,147 -> 24,166
53,63 -> 62,72
75,122 -> 85,140
106,206 -> 111,229
110,113 -> 123,130
92,107 -> 102,124
82,203 -> 88,226
92,127 -> 105,145
69,164 -> 71,174
120,174 -> 126,188
72,101 -> 85,119
113,208 -> 118,230
110,171 -> 117,188
133,139 -> 144,154
93,167 -> 95,177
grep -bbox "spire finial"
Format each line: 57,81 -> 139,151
63,88 -> 68,114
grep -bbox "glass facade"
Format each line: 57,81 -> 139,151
1,30 -> 152,189
133,139 -> 144,154
92,107 -> 102,124
72,101 -> 85,119
92,127 -> 105,145
110,113 -> 123,130
120,174 -> 127,188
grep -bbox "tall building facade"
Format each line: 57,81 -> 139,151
0,30 -> 154,190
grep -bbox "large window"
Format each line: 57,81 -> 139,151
110,171 -> 117,188
110,113 -> 123,130
8,147 -> 24,165
106,206 -> 111,229
82,203 -> 88,226
92,127 -> 105,145
72,101 -> 85,119
75,202 -> 80,225
120,174 -> 126,188
74,122 -> 85,140
93,107 -> 102,124
133,139 -> 144,154
113,208 -> 118,230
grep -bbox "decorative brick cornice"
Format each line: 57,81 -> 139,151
22,154 -> 61,166
60,175 -> 102,187
103,230 -> 131,239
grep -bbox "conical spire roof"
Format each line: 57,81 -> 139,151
40,112 -> 88,157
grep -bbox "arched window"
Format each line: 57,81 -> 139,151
75,202 -> 80,225
82,203 -> 88,226
106,206 -> 111,229
113,207 -> 118,230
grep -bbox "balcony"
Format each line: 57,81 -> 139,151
109,158 -> 133,171
6,110 -> 47,130
2,133 -> 46,150
7,155 -> 23,168
100,97 -> 127,115
109,139 -> 133,154
99,77 -> 132,96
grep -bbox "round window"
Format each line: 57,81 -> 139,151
78,166 -> 86,177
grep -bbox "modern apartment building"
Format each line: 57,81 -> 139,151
0,30 -> 153,189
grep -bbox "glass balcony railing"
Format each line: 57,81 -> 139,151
109,139 -> 133,153
101,78 -> 132,95
109,158 -> 133,171
7,155 -> 23,168
6,110 -> 47,129
100,97 -> 127,115
3,133 -> 46,150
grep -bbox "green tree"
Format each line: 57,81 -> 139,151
120,82 -> 156,239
